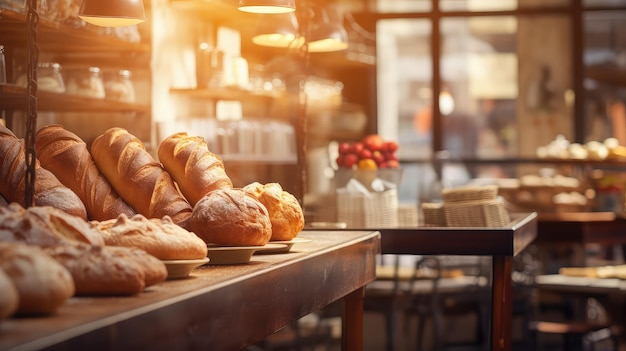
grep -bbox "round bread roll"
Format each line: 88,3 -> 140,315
91,213 -> 208,260
0,241 -> 75,315
0,267 -> 19,321
190,188 -> 272,246
0,203 -> 105,247
243,182 -> 304,241
158,132 -> 233,206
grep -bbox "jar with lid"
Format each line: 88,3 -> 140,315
16,62 -> 66,93
104,69 -> 135,103
65,66 -> 105,99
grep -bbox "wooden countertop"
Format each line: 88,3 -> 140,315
0,230 -> 380,351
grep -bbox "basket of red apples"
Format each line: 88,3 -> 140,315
335,134 -> 402,188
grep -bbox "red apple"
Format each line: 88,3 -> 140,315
362,134 -> 385,151
383,151 -> 398,161
338,142 -> 351,155
351,142 -> 365,154
336,155 -> 344,167
343,153 -> 359,168
372,150 -> 386,165
383,140 -> 399,153
386,159 -> 400,169
360,148 -> 373,160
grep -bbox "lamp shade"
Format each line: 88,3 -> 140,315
238,0 -> 296,14
252,13 -> 304,48
79,0 -> 146,27
307,8 -> 348,53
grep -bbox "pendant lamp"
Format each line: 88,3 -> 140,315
238,0 -> 296,14
79,0 -> 146,27
252,13 -> 304,48
307,8 -> 348,53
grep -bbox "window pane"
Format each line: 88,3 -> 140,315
584,11 -> 626,145
440,0 -> 570,11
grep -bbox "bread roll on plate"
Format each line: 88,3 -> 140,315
243,182 -> 304,241
91,213 -> 208,260
190,188 -> 272,246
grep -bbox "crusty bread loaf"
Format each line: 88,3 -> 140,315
157,132 -> 232,206
0,268 -> 19,321
0,241 -> 75,315
0,125 -> 87,219
90,128 -> 192,229
190,188 -> 272,246
35,124 -> 135,221
91,213 -> 208,260
44,242 -> 167,296
0,203 -> 105,247
243,182 -> 304,241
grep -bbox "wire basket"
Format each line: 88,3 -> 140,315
443,198 -> 510,228
336,189 -> 399,228
441,185 -> 498,203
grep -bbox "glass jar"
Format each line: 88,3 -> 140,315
65,66 -> 105,99
17,62 -> 67,93
104,69 -> 135,103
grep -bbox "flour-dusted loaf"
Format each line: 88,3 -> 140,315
0,241 -> 75,316
243,182 -> 304,241
90,127 -> 192,229
0,125 -> 87,219
35,125 -> 136,221
0,203 -> 105,247
91,213 -> 208,260
0,268 -> 19,321
44,242 -> 167,296
190,188 -> 272,246
158,132 -> 232,206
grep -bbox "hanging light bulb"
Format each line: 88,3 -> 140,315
238,0 -> 296,14
439,89 -> 455,116
307,7 -> 348,53
252,13 -> 304,48
79,0 -> 146,27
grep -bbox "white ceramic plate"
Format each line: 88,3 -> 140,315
257,237 -> 312,254
161,257 -> 210,279
207,243 -> 288,264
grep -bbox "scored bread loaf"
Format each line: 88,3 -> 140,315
35,124 -> 135,221
0,268 -> 19,321
190,188 -> 272,246
158,132 -> 232,206
0,203 -> 105,247
90,127 -> 192,229
44,242 -> 167,296
0,241 -> 75,316
243,182 -> 304,241
91,213 -> 208,260
0,125 -> 87,219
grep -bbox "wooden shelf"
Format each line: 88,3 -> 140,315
221,153 -> 297,164
0,84 -> 26,109
587,63 -> 626,88
169,87 -> 283,102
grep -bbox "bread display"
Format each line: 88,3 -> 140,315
90,127 -> 192,229
35,125 -> 136,221
0,203 -> 105,247
0,241 -> 75,315
0,125 -> 87,219
0,268 -> 19,321
190,188 -> 272,246
91,213 -> 208,260
242,182 -> 304,241
44,242 -> 167,295
158,132 -> 233,206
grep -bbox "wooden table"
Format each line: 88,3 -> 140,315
0,230 -> 380,351
536,211 -> 626,246
310,212 -> 538,351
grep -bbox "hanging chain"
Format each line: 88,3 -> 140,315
24,0 -> 39,208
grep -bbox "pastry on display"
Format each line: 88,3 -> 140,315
0,125 -> 87,219
190,188 -> 272,246
0,241 -> 75,316
242,182 -> 304,241
91,127 -> 192,229
158,132 -> 233,206
35,125 -> 136,221
0,268 -> 18,321
91,213 -> 208,260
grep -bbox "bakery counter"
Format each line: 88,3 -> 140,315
0,230 -> 380,351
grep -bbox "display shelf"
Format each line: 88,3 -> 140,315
0,84 -> 26,109
221,153 -> 297,164
169,87 -> 283,102
587,63 -> 626,87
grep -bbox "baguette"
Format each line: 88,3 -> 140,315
35,125 -> 135,221
158,132 -> 232,206
90,128 -> 192,229
0,125 -> 87,219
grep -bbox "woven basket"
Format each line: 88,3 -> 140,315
398,203 -> 419,227
443,198 -> 510,228
337,189 -> 399,228
441,185 -> 498,203
421,202 -> 446,227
